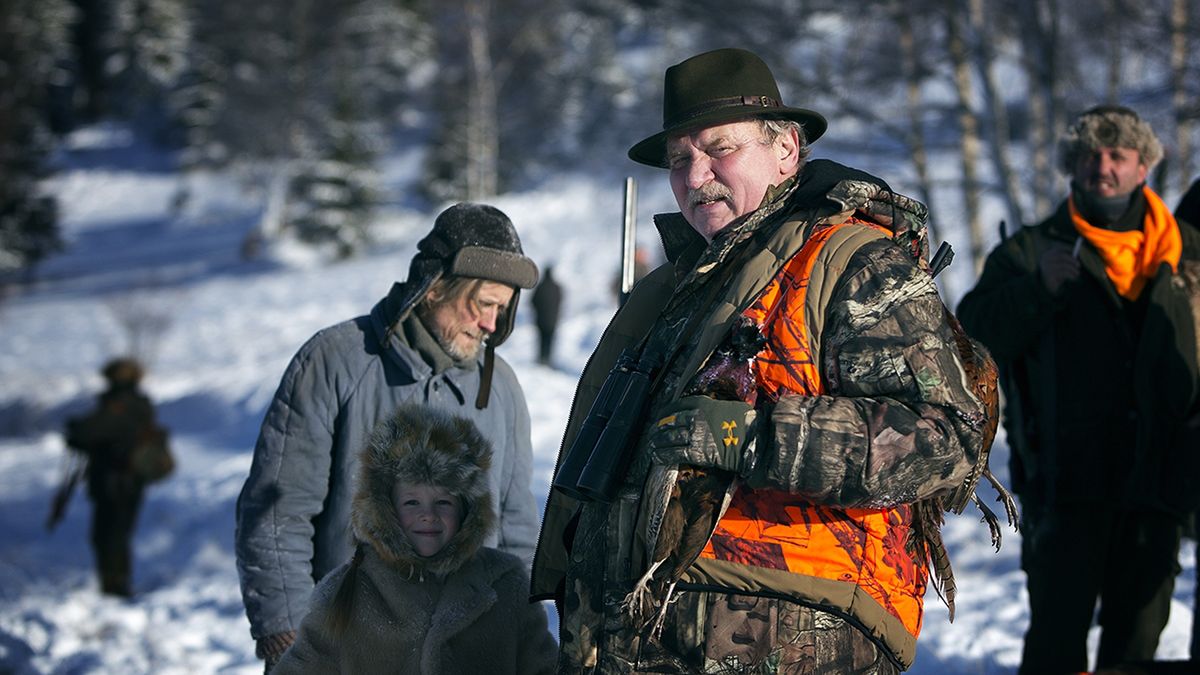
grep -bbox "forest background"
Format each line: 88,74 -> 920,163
2,1 -> 1200,673
4,0 -> 1200,294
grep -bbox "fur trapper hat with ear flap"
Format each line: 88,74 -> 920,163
385,203 -> 538,347
1058,105 -> 1164,173
382,202 -> 539,409
351,402 -> 495,578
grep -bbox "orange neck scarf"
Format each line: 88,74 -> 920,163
1069,185 -> 1181,300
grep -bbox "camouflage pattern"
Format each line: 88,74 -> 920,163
541,163 -> 993,673
585,588 -> 901,674
758,239 -> 983,507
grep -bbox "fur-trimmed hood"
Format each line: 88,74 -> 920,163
351,403 -> 496,578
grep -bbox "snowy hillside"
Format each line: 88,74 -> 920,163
0,125 -> 1194,674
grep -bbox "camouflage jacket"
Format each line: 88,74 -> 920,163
531,161 -> 988,671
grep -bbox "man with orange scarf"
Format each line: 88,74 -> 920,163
959,106 -> 1200,674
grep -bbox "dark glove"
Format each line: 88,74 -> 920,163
647,396 -> 756,473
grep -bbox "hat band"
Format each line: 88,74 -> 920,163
669,94 -> 782,128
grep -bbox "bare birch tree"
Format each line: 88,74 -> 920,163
1170,0 -> 1194,193
946,1 -> 985,273
895,6 -> 942,240
967,0 -> 1026,234
1016,0 -> 1067,216
464,0 -> 499,200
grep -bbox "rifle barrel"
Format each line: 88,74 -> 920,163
619,177 -> 637,306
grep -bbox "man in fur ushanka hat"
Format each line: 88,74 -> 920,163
236,203 -> 543,670
961,106 -> 1200,673
273,404 -> 556,675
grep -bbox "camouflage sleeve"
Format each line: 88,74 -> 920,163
750,240 -> 985,508
955,233 -> 1059,362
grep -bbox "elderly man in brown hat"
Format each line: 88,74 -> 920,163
960,107 -> 1200,674
531,48 -> 996,673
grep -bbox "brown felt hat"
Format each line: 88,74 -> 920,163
628,48 -> 827,168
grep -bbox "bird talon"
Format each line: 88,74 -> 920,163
648,581 -> 678,639
621,559 -> 666,625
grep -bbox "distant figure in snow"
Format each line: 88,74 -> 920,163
960,107 -> 1200,674
530,265 -> 562,366
271,403 -> 557,675
65,357 -> 164,597
235,203 -> 542,672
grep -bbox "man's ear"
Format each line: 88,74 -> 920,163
777,128 -> 801,175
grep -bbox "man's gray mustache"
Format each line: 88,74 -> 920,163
688,184 -> 732,207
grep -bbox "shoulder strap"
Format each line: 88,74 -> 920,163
802,221 -> 889,371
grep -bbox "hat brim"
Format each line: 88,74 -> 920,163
627,107 -> 827,168
449,247 -> 539,289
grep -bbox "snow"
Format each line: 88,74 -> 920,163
1,124 -> 1195,673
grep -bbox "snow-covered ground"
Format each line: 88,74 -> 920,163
0,125 -> 1194,674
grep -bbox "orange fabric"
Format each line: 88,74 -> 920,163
696,219 -> 928,639
1069,186 -> 1181,300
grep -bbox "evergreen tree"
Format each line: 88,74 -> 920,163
420,0 -> 598,201
287,91 -> 381,259
61,0 -> 190,130
110,0 -> 191,93
185,0 -> 429,257
68,0 -> 115,123
170,41 -> 226,170
0,0 -> 75,278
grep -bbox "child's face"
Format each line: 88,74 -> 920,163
392,482 -> 463,558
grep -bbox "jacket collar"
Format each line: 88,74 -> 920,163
651,159 -> 896,269
371,290 -> 480,369
401,313 -> 477,375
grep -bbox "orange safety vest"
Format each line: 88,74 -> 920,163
696,218 -> 929,640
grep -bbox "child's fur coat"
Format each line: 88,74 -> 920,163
273,404 -> 557,674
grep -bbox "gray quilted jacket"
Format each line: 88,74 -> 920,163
235,282 -> 539,639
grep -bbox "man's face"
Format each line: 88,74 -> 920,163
423,280 -> 514,361
1073,145 -> 1147,199
666,120 -> 800,242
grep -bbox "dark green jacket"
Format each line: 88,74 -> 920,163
957,198 -> 1200,515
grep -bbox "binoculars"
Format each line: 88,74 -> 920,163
552,348 -> 655,503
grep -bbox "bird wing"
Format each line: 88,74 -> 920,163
637,462 -> 679,569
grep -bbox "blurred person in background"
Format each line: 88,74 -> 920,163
959,107 -> 1200,674
531,264 -> 562,366
65,357 -> 164,598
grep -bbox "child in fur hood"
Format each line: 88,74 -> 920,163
272,403 -> 557,675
